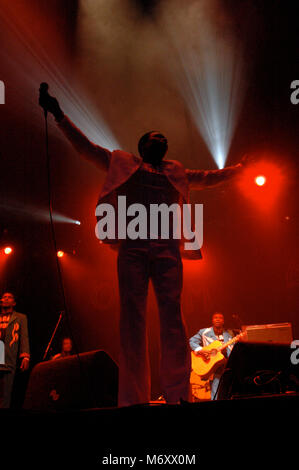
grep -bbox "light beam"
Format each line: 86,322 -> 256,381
0,201 -> 82,225
0,5 -> 119,152
163,2 -> 245,169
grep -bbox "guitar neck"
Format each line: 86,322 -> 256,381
217,332 -> 244,352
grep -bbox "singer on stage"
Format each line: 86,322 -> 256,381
39,86 -> 246,406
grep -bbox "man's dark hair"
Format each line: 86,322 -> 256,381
212,312 -> 224,318
138,131 -> 156,157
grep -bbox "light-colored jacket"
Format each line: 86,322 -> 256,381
189,327 -> 233,356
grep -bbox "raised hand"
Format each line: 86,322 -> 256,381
39,83 -> 64,122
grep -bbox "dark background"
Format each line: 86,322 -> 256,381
0,0 -> 298,400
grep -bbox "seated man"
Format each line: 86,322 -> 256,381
189,312 -> 233,400
52,337 -> 74,360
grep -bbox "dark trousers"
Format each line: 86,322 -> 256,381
0,369 -> 15,408
117,240 -> 191,406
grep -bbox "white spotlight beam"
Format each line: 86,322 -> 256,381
0,201 -> 81,225
0,7 -> 119,151
167,18 -> 244,169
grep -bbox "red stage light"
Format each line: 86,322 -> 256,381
255,175 -> 266,186
4,247 -> 13,255
238,158 -> 285,209
57,250 -> 64,258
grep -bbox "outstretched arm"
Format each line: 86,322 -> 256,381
57,116 -> 111,172
39,89 -> 111,171
186,162 -> 242,190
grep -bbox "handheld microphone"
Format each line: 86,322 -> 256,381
39,82 -> 49,117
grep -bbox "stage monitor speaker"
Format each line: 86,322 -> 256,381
243,322 -> 292,344
23,350 -> 118,411
217,341 -> 299,400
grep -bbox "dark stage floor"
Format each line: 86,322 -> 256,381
1,393 -> 298,468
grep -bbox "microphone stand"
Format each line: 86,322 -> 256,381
42,311 -> 64,361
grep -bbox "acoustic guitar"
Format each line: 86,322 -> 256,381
191,331 -> 246,380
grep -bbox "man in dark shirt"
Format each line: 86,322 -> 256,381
0,292 -> 30,408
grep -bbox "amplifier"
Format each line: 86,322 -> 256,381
242,322 -> 292,344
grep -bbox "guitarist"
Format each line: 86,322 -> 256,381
189,312 -> 233,400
